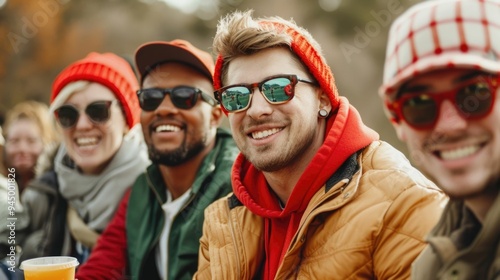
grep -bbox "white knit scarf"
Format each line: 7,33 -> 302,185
55,126 -> 150,231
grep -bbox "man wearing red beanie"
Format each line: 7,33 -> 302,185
194,11 -> 446,279
76,40 -> 238,280
380,0 -> 500,278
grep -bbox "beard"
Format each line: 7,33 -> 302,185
148,133 -> 208,167
245,124 -> 316,172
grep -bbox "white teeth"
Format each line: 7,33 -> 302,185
76,137 -> 98,146
440,145 -> 480,160
252,128 -> 281,140
155,125 -> 181,133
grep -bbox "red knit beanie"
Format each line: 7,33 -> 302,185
51,52 -> 140,128
213,20 -> 340,112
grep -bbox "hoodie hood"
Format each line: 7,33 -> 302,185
232,96 -> 379,218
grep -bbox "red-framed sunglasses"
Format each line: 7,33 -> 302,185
214,74 -> 316,113
387,75 -> 499,130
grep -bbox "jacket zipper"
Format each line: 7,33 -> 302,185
146,171 -> 164,205
163,192 -> 196,279
294,180 -> 348,239
279,179 -> 349,277
143,169 -> 197,280
137,172 -> 168,279
175,192 -> 196,216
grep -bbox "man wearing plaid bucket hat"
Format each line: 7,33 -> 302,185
194,11 -> 445,279
379,0 -> 500,278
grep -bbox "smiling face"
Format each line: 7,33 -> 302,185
394,69 -> 500,199
4,119 -> 44,175
59,83 -> 128,174
225,47 -> 330,172
140,62 -> 221,166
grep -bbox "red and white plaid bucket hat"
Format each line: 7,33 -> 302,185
380,0 -> 500,100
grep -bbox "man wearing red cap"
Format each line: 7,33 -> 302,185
76,40 -> 238,280
380,0 -> 500,279
194,11 -> 446,279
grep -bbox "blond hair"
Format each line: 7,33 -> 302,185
213,10 -> 323,85
3,100 -> 59,145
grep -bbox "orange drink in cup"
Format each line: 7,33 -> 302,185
20,256 -> 79,280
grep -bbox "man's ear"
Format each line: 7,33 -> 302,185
318,89 -> 332,112
210,106 -> 224,128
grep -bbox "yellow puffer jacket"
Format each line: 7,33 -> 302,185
195,141 -> 447,279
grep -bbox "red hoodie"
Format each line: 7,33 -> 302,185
231,97 -> 379,279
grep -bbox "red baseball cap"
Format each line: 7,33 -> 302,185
134,39 -> 214,85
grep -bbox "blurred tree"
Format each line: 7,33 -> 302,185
0,0 -> 420,156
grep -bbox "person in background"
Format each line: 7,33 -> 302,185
379,0 -> 500,278
194,11 -> 446,279
2,101 -> 59,193
1,101 -> 57,277
76,40 -> 238,280
20,52 -> 150,264
0,127 -> 25,280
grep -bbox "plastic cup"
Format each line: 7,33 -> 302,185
20,256 -> 79,280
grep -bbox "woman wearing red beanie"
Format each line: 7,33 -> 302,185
20,52 -> 149,264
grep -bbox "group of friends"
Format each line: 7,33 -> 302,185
1,0 -> 499,279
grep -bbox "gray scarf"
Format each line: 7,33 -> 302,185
55,128 -> 150,231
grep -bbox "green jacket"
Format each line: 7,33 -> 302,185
127,128 -> 238,279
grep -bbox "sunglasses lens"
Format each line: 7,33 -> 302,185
55,106 -> 79,128
398,77 -> 498,129
86,101 -> 111,123
220,87 -> 251,112
139,89 -> 164,111
402,95 -> 437,127
171,87 -> 198,109
456,82 -> 493,117
262,77 -> 294,103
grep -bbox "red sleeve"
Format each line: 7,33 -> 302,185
76,190 -> 131,280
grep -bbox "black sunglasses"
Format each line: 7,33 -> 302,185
136,86 -> 217,111
54,100 -> 117,129
214,74 -> 316,113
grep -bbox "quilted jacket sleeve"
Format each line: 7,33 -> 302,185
194,194 -> 265,280
76,190 -> 131,280
373,181 -> 445,279
194,202 -> 216,280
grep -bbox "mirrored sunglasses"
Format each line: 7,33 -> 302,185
54,100 -> 117,129
137,86 -> 216,111
389,76 -> 499,129
214,74 -> 316,113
